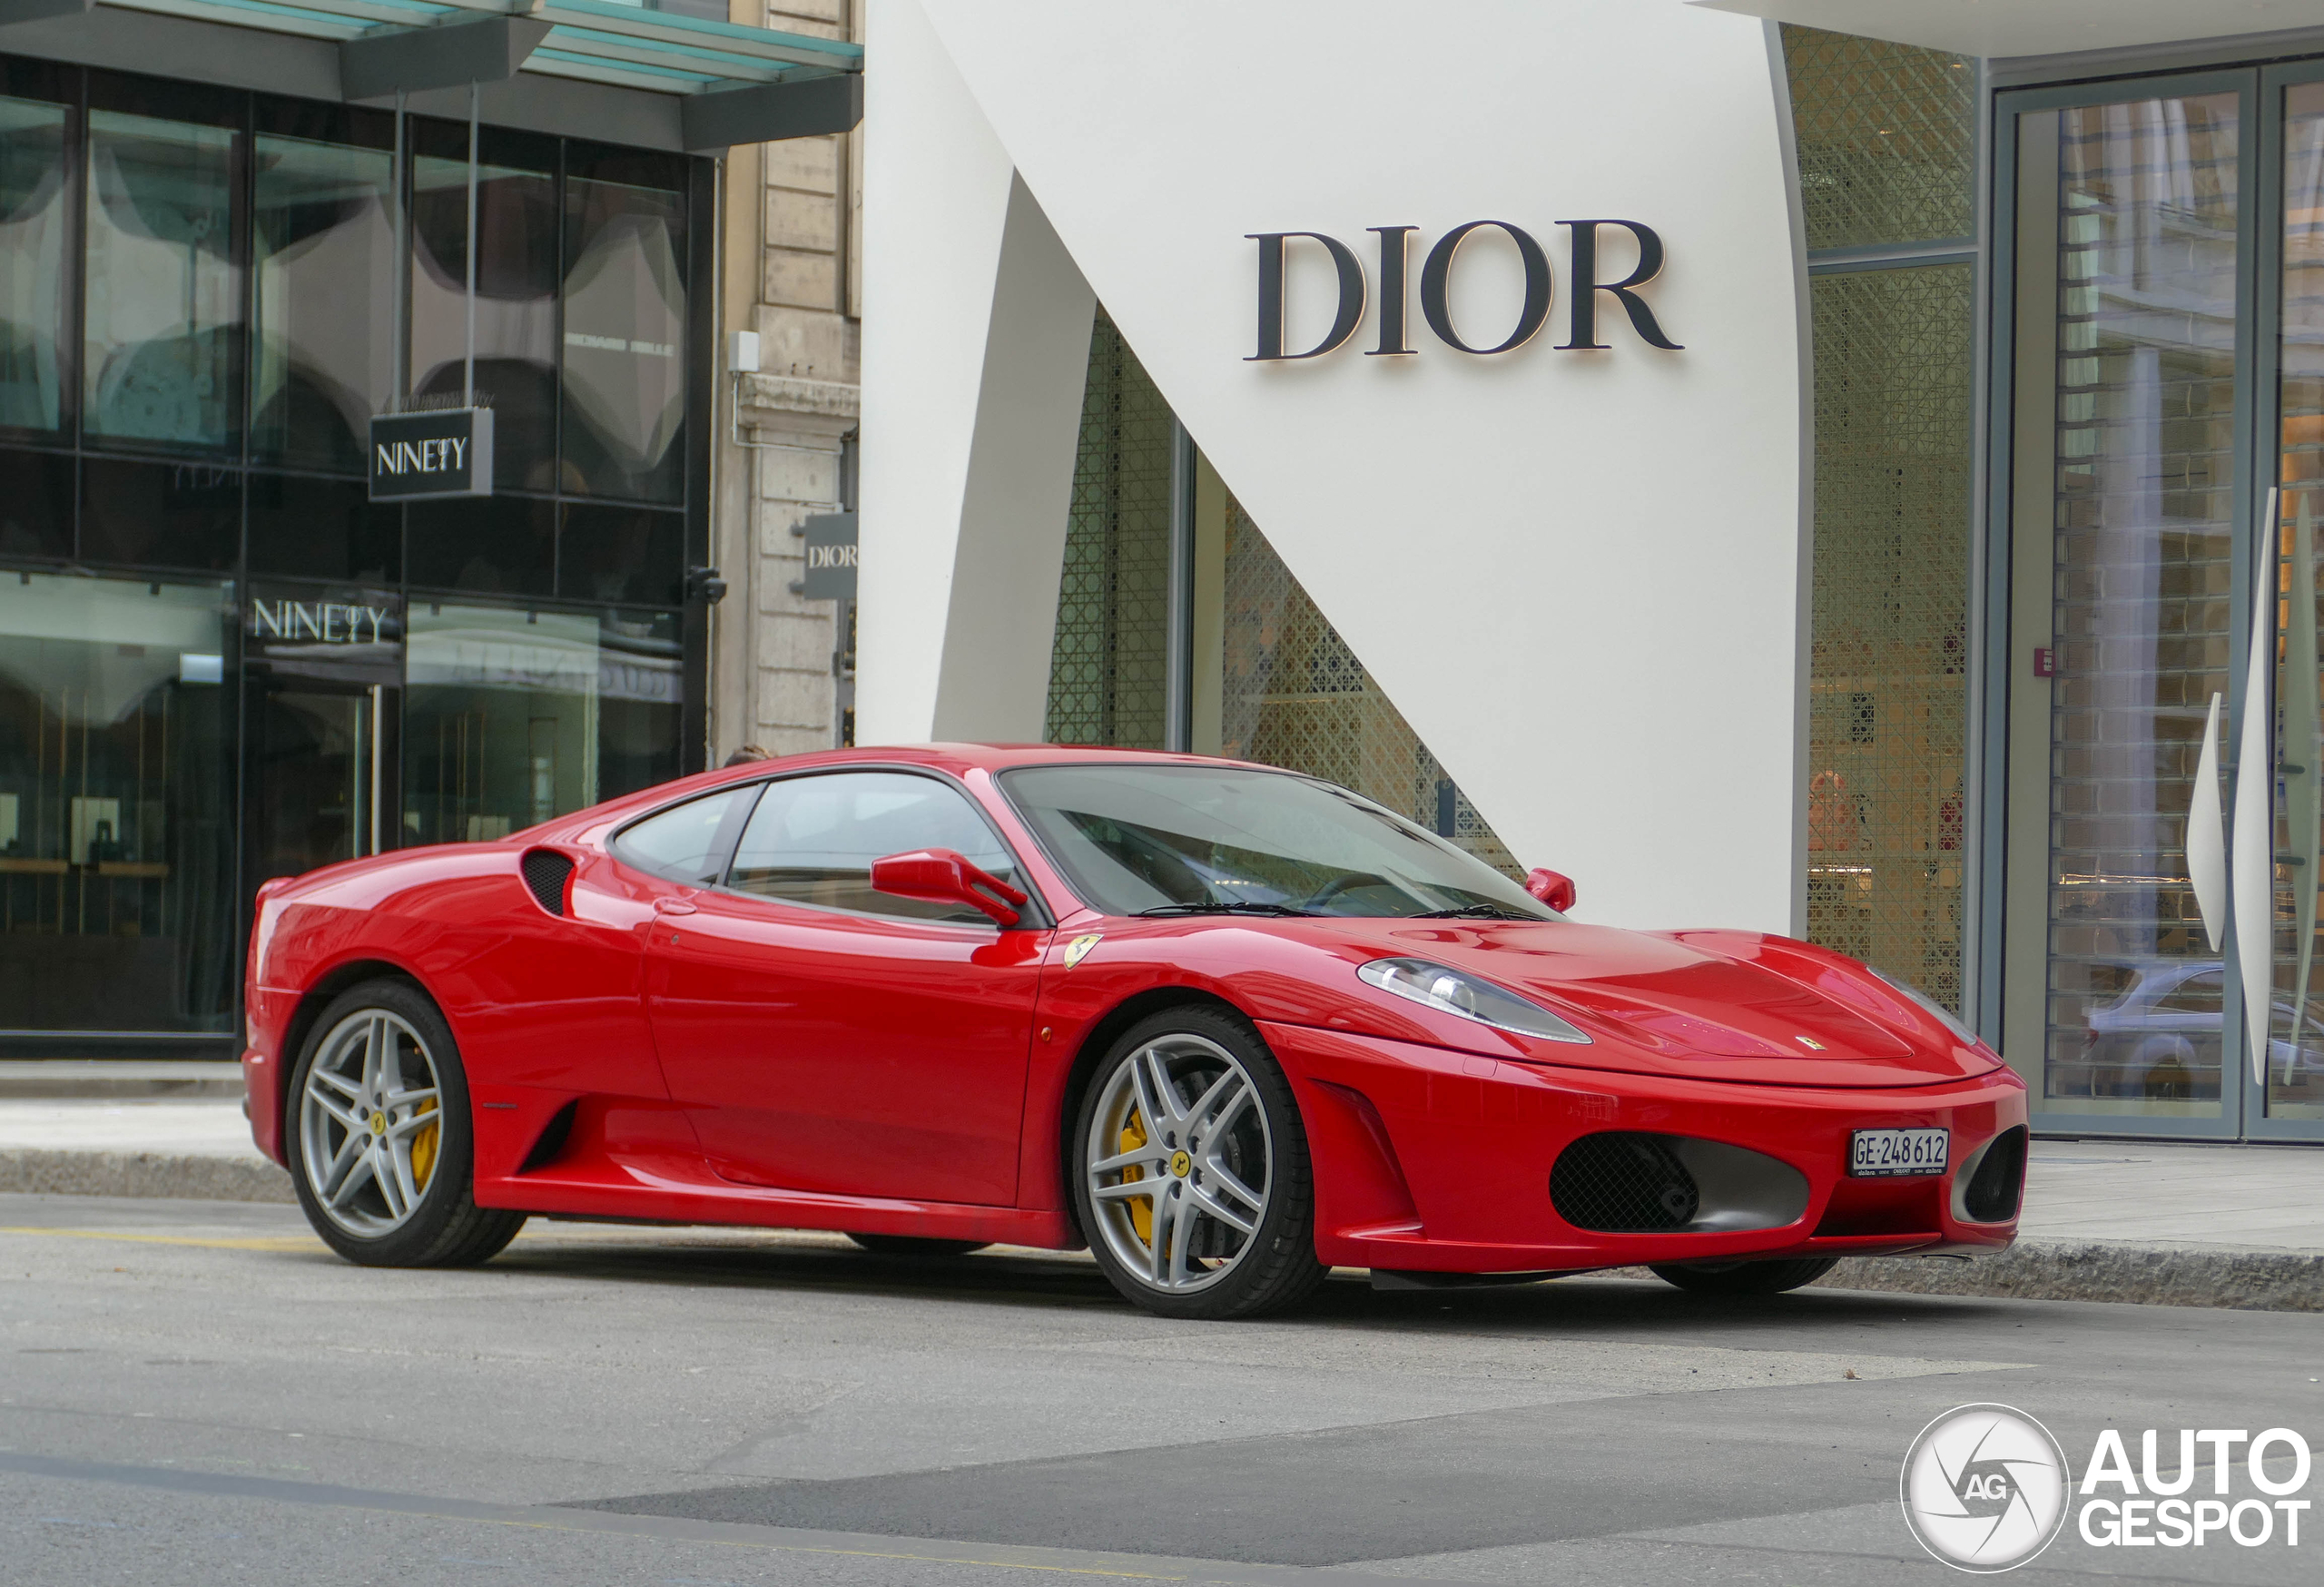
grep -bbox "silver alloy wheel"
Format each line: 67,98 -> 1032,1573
1084,1032 -> 1272,1294
298,1009 -> 445,1238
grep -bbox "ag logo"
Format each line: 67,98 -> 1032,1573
1902,1404 -> 2072,1572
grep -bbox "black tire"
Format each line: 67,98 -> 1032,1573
1649,1257 -> 1839,1296
847,1234 -> 990,1258
1069,1005 -> 1326,1321
284,978 -> 526,1268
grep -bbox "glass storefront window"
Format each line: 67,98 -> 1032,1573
409,123 -> 557,493
561,153 -> 688,503
251,111 -> 396,473
83,104 -> 241,453
0,569 -> 235,1031
403,602 -> 679,845
0,88 -> 70,437
2007,92 -> 2240,1118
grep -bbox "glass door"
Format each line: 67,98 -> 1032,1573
242,585 -> 401,898
2000,63 -> 2324,1139
2000,73 -> 2255,1137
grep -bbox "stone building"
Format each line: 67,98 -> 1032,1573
712,1 -> 862,760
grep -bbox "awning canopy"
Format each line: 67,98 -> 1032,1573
1689,0 -> 2324,60
19,0 -> 862,148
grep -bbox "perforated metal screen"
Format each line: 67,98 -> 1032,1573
1044,309 -> 1173,750
1805,264 -> 1974,1010
1782,25 -> 1976,251
1219,495 -> 1521,879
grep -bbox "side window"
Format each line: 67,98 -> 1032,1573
612,786 -> 754,885
2154,971 -> 2223,1015
726,771 -> 1024,924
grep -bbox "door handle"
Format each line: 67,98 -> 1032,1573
655,897 -> 698,916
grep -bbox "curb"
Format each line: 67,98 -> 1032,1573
0,1149 -> 294,1205
1813,1239 -> 2324,1313
0,1061 -> 246,1100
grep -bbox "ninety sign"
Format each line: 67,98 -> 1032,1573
369,408 -> 495,501
802,512 -> 859,601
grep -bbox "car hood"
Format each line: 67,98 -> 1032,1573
1323,919 -> 1999,1087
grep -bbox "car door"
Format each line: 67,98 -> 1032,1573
641,768 -> 1049,1204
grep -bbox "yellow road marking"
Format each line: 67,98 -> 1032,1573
0,1227 -> 323,1253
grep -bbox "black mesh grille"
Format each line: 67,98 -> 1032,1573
519,849 -> 574,917
1550,1132 -> 1699,1232
1963,1125 -> 2027,1223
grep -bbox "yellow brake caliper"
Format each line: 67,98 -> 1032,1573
1119,1107 -> 1153,1247
409,1098 -> 440,1191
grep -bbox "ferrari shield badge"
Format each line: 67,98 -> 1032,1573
1063,932 -> 1102,969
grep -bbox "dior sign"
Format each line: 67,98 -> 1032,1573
1246,220 -> 1680,361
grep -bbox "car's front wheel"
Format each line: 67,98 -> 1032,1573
1649,1257 -> 1838,1296
285,979 -> 526,1267
1070,1007 -> 1326,1320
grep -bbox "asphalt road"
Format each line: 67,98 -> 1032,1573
3,1192 -> 2318,1586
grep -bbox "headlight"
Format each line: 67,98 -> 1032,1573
1356,957 -> 1590,1044
1869,967 -> 1981,1049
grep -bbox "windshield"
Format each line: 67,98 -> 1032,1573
999,764 -> 1558,921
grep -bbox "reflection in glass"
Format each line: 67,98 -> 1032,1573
409,126 -> 556,492
561,173 -> 686,502
80,458 -> 240,571
2034,94 -> 2239,1115
251,131 -> 395,472
403,603 -> 679,845
84,110 -> 241,451
0,571 -> 235,1032
2270,83 -> 2324,1120
0,94 -> 70,434
0,448 -> 72,561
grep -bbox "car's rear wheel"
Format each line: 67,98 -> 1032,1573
847,1234 -> 989,1257
286,979 -> 526,1267
1070,1007 -> 1326,1320
1649,1257 -> 1838,1296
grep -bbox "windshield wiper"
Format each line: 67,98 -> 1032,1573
1411,904 -> 1540,920
1136,902 -> 1323,918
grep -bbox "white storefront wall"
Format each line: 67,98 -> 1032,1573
859,0 -> 1808,934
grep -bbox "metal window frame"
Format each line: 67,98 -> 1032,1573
1984,64 -> 2274,1141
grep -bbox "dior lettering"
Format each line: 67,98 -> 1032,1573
1248,220 -> 1679,360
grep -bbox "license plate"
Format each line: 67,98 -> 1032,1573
1849,1127 -> 1949,1178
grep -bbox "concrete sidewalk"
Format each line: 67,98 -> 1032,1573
2,1077 -> 2320,1310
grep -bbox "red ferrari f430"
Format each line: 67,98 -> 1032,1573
241,745 -> 2026,1319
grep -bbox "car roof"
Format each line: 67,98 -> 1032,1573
544,743 -> 1298,843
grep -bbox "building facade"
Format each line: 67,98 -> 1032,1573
710,0 -> 861,763
0,3 -> 858,1050
862,0 -> 2324,1144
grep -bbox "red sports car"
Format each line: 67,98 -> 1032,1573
241,744 -> 2026,1319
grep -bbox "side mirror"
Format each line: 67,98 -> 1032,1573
1525,867 -> 1577,912
869,848 -> 1028,927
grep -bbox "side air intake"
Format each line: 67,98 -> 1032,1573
1551,1133 -> 1699,1231
520,849 -> 575,917
1551,1132 -> 1810,1234
1957,1125 -> 2028,1224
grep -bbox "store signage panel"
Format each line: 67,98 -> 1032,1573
369,408 -> 494,500
802,512 -> 859,600
1246,219 -> 1681,362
